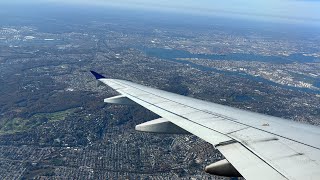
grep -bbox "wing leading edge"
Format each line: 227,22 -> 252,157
90,71 -> 320,180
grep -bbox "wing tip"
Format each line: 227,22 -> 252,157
90,71 -> 106,79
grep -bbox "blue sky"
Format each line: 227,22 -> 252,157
4,0 -> 320,24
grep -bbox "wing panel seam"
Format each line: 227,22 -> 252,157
111,79 -> 320,151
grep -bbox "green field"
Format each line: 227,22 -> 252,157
0,108 -> 79,135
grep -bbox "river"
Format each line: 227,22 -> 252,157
140,47 -> 320,94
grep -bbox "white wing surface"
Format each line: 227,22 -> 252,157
91,71 -> 320,180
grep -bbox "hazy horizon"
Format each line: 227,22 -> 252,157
1,0 -> 320,26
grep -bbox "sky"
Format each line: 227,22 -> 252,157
3,0 -> 320,24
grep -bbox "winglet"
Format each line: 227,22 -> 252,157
90,71 -> 106,79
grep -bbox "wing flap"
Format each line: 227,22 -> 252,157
217,142 -> 287,180
230,128 -> 320,179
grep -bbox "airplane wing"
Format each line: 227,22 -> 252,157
90,71 -> 320,180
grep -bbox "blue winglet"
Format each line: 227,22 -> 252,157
90,71 -> 105,79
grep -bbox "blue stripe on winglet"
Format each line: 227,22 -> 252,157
90,71 -> 106,79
